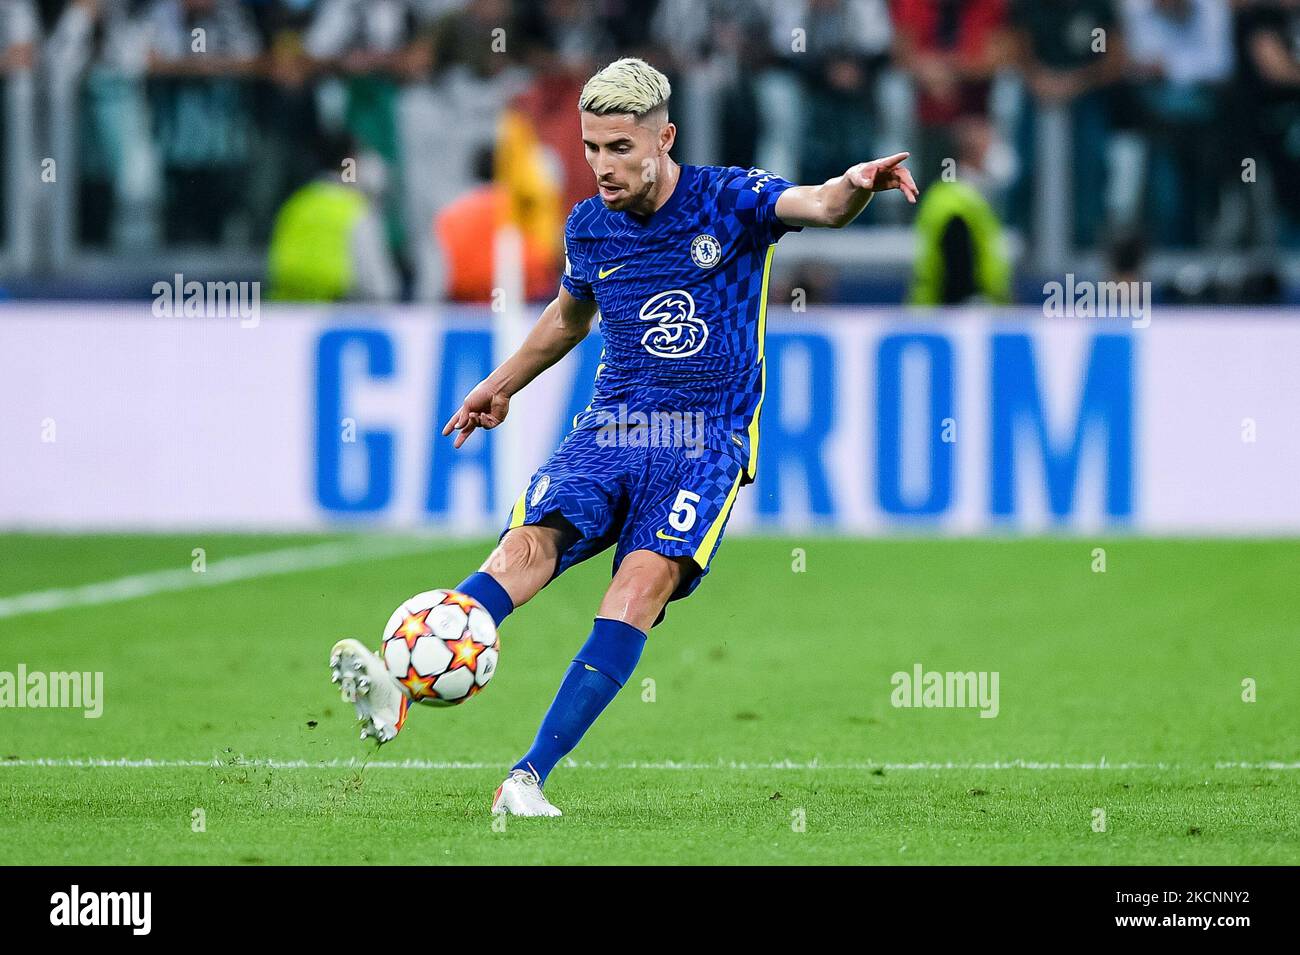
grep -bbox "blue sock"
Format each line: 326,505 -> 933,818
512,618 -> 646,783
455,571 -> 514,627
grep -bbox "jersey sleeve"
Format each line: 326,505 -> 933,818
559,209 -> 595,302
716,166 -> 804,245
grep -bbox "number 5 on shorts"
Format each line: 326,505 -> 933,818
669,490 -> 701,532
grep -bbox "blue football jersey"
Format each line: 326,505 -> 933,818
560,164 -> 802,483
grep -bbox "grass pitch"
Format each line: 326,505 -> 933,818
0,534 -> 1296,865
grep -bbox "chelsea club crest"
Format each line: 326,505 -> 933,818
530,475 -> 550,506
690,234 -> 721,269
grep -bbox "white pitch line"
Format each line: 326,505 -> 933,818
0,758 -> 1295,771
0,536 -> 457,621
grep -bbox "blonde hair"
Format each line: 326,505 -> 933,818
578,57 -> 671,120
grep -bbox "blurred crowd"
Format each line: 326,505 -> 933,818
0,0 -> 1297,303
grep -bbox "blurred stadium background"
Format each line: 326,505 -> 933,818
0,0 -> 1298,303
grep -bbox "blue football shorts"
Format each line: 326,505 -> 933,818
499,424 -> 747,609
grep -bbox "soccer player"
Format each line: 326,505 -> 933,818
330,57 -> 917,815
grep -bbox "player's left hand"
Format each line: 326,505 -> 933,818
847,153 -> 919,204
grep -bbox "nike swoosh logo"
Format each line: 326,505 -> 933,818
598,264 -> 626,279
656,529 -> 689,542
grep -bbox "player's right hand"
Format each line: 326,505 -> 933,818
442,381 -> 511,448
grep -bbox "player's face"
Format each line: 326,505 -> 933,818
580,111 -> 673,212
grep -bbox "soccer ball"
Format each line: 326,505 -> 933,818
379,589 -> 499,706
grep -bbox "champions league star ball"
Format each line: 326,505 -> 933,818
379,590 -> 499,706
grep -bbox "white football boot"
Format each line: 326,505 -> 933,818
329,638 -> 409,745
491,767 -> 563,817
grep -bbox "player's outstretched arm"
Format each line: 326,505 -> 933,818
775,152 -> 919,229
441,287 -> 598,449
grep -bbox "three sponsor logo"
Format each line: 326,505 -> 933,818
639,289 -> 708,359
599,232 -> 722,360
